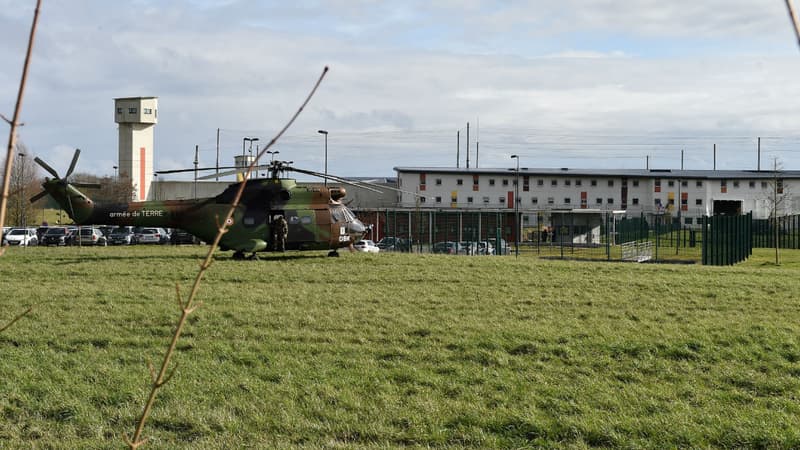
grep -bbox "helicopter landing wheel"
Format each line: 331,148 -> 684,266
232,251 -> 246,260
248,253 -> 260,261
327,250 -> 340,257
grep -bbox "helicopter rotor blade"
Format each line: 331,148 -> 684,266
72,182 -> 102,189
156,165 -> 240,175
34,156 -> 60,178
65,148 -> 81,179
29,191 -> 49,203
196,165 -> 272,181
287,167 -> 384,193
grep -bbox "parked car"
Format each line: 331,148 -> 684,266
376,236 -> 412,252
135,227 -> 170,244
2,228 -> 38,246
432,241 -> 463,254
109,228 -> 136,245
353,239 -> 380,253
36,226 -> 50,242
459,241 -> 495,255
75,227 -> 107,246
170,228 -> 200,245
42,226 -> 77,246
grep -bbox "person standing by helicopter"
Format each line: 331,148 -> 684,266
273,215 -> 288,252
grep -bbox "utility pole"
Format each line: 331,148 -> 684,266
466,122 -> 470,169
456,131 -> 460,168
713,144 -> 716,170
681,149 -> 684,170
215,128 -> 220,181
193,145 -> 199,199
758,137 -> 761,171
646,155 -> 649,170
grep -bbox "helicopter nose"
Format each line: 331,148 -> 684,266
348,218 -> 367,238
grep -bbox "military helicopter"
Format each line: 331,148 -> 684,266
29,149 -> 376,259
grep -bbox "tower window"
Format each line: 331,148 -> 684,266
143,108 -> 153,114
128,107 -> 137,114
116,107 -> 123,114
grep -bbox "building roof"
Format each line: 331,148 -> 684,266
393,166 -> 800,179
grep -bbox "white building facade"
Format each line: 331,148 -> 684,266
394,167 -> 800,225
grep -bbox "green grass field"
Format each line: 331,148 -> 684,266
2,246 -> 800,448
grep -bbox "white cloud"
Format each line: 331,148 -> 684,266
1,0 -> 800,179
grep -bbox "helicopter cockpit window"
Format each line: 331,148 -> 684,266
288,216 -> 300,225
330,205 -> 356,223
330,206 -> 345,223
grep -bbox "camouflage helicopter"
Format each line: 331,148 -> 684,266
29,149 -> 375,259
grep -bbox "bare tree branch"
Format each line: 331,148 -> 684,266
0,306 -> 33,334
125,66 -> 329,448
788,0 -> 800,50
0,0 -> 41,258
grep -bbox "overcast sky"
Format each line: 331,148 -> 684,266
2,0 -> 800,181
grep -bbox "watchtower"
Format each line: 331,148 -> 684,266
114,97 -> 158,201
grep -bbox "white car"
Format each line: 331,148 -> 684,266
3,227 -> 38,246
353,239 -> 380,253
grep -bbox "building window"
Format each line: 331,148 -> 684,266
655,179 -> 661,192
733,181 -> 739,188
435,179 -> 442,186
532,197 -> 538,204
128,107 -> 137,114
668,198 -> 675,206
489,179 -> 495,186
749,181 -> 755,188
632,180 -> 639,187
607,198 -> 614,204
681,180 -> 688,187
564,198 -> 571,204
143,108 -> 153,114
551,179 -> 557,187
685,217 -> 694,225
596,198 -> 603,204
681,197 -> 688,207
565,179 -> 571,186
523,176 -> 530,192
419,197 -> 426,203
761,181 -> 767,188
591,179 -> 597,187
655,199 -> 662,206
547,197 -> 555,204
503,179 -> 509,186
499,197 -> 505,203
434,196 -> 442,203
575,179 -> 582,186
632,198 -> 639,205
778,179 -> 784,194
116,107 -> 123,114
419,173 -> 426,191
473,175 -> 479,191
537,179 -> 544,186
457,179 -> 463,185
483,197 -> 490,203
696,181 -> 703,188
467,196 -> 473,203
608,180 -> 614,187
668,180 -> 675,187
720,180 -> 727,193
696,198 -> 702,205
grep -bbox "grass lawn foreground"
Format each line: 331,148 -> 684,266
2,246 -> 800,448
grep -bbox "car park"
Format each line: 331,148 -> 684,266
135,227 -> 170,244
432,241 -> 463,254
2,228 -> 38,246
109,228 -> 136,245
42,226 -> 76,246
376,236 -> 412,252
353,239 -> 380,253
76,227 -> 107,246
170,228 -> 200,245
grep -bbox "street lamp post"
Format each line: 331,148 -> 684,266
18,153 -> 26,230
267,150 -> 279,162
511,155 -> 520,258
318,130 -> 328,187
113,165 -> 118,181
